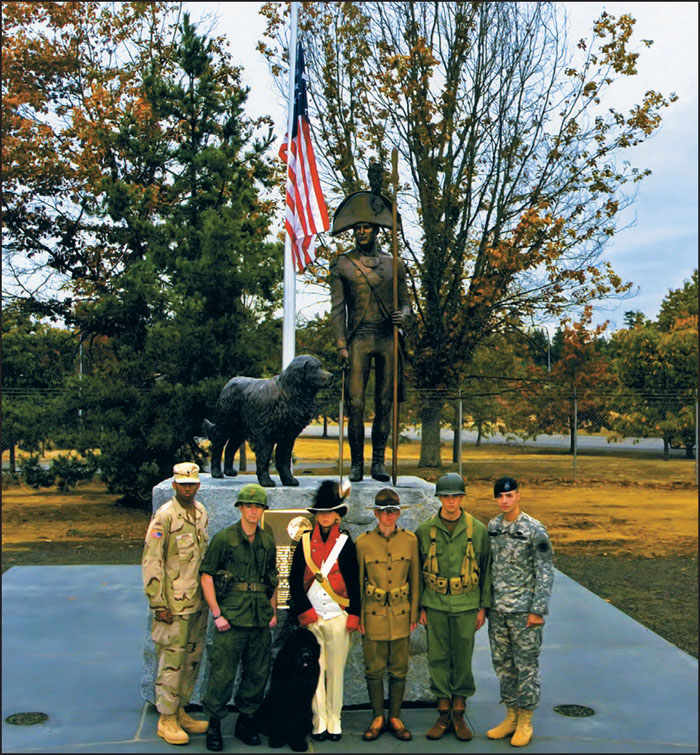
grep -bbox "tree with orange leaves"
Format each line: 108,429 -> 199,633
259,2 -> 675,465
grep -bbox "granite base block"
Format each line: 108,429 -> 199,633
141,474 -> 440,708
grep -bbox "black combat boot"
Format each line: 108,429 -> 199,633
235,713 -> 261,746
206,716 -> 223,751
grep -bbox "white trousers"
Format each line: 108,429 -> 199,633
308,612 -> 351,735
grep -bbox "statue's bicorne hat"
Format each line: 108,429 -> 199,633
330,162 -> 402,236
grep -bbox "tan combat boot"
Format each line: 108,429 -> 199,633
157,713 -> 189,745
487,706 -> 518,739
178,707 -> 209,734
450,695 -> 473,741
510,709 -> 534,747
426,697 -> 451,739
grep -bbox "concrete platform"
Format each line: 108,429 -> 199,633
2,564 -> 697,753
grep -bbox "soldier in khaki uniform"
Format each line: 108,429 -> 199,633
142,462 -> 210,746
356,488 -> 421,742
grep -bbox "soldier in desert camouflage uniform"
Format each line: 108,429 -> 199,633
486,476 -> 554,747
142,462 -> 210,746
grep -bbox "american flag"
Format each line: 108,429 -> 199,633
279,41 -> 329,273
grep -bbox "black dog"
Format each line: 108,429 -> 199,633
202,354 -> 330,487
254,627 -> 321,751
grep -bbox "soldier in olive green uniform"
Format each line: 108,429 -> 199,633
142,462 -> 210,746
200,484 -> 278,751
415,473 -> 492,741
356,488 -> 421,742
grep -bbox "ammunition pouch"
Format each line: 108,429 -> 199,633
423,570 -> 473,595
365,582 -> 409,605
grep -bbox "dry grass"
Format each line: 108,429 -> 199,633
2,437 -> 697,656
3,438 -> 696,557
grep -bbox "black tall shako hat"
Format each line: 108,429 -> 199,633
330,162 -> 402,236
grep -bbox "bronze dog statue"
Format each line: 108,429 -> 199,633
202,355 -> 331,487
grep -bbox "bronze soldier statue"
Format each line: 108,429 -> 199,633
329,168 -> 411,482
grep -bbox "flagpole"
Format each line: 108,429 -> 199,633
282,2 -> 299,370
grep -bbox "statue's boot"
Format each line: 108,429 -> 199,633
371,428 -> 389,482
370,447 -> 390,482
349,461 -> 364,481
348,418 -> 364,481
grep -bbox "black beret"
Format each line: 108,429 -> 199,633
494,476 -> 518,497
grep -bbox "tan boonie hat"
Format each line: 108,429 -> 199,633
173,462 -> 200,483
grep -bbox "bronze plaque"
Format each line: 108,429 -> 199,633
260,509 -> 313,610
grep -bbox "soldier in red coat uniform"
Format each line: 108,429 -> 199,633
289,480 -> 361,741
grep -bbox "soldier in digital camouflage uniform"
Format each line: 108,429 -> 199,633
142,462 -> 210,746
486,476 -> 554,747
356,488 -> 421,742
199,483 -> 278,751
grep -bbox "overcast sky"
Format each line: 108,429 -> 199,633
185,1 -> 698,332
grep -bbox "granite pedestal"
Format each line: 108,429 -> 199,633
140,474 -> 440,708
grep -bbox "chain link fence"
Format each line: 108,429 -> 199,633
312,378 -> 699,485
3,380 -> 698,486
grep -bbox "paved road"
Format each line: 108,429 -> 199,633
301,424 -> 690,456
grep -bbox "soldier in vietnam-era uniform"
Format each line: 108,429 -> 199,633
142,462 -> 210,746
199,484 -> 278,751
415,472 -> 492,741
356,488 -> 421,742
486,476 -> 554,748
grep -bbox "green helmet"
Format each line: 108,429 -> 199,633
435,473 -> 466,497
236,483 -> 268,508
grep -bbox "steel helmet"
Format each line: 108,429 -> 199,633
435,473 -> 466,497
235,483 -> 269,509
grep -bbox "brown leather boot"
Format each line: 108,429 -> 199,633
426,698 -> 451,739
451,695 -> 473,741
